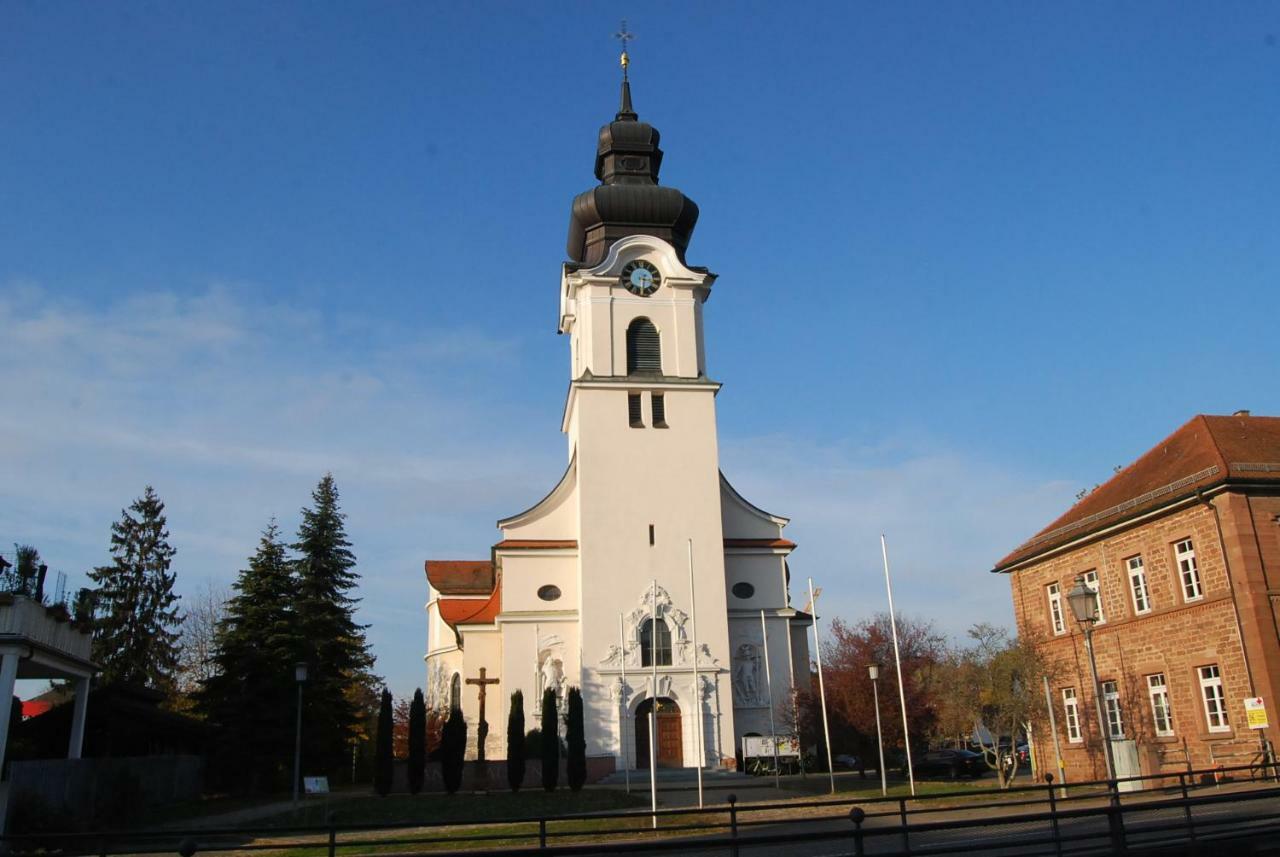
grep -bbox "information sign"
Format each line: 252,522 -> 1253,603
1245,697 -> 1269,730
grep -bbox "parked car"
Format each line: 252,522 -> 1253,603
834,754 -> 861,770
914,749 -> 987,779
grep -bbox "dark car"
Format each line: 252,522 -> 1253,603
914,749 -> 987,779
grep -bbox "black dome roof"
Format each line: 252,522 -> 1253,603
566,81 -> 699,266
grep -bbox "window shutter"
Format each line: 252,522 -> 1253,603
626,319 -> 661,374
628,393 -> 643,427
652,393 -> 666,427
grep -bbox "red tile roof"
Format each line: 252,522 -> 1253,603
424,560 -> 494,595
438,585 -> 501,628
724,538 -> 797,550
21,700 -> 53,719
994,414 -> 1280,571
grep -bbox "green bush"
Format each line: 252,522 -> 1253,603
374,688 -> 394,796
441,705 -> 467,794
507,690 -> 526,792
408,688 -> 427,795
566,687 -> 586,791
540,689 -> 559,792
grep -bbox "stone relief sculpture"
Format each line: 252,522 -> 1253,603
732,642 -> 761,705
535,632 -> 566,713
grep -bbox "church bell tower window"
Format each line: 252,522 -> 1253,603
626,318 -> 661,374
639,618 -> 672,666
628,393 -> 644,428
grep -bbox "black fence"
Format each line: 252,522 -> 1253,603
9,760 -> 1280,857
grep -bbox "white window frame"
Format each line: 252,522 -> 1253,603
1175,539 -> 1203,602
1198,665 -> 1229,732
1102,680 -> 1125,738
1048,582 -> 1065,635
1147,673 -> 1174,737
1127,555 -> 1151,615
1083,569 -> 1105,624
1062,687 -> 1083,743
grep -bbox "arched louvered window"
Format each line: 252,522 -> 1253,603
626,318 -> 661,374
639,618 -> 672,666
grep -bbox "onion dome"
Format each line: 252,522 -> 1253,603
566,80 -> 699,265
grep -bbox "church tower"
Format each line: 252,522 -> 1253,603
425,60 -> 810,773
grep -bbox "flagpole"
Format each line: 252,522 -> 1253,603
534,623 -> 540,714
760,609 -> 780,789
620,613 -> 631,794
649,578 -> 658,829
808,577 -> 836,794
881,534 -> 916,796
687,539 -> 704,808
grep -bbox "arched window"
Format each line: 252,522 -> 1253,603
639,618 -> 672,666
626,318 -> 661,374
450,673 -> 461,711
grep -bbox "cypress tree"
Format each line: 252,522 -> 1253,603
200,521 -> 300,791
566,687 -> 586,791
408,688 -> 426,795
374,688 -> 394,796
540,689 -> 559,792
88,487 -> 181,691
292,475 -> 378,777
506,690 -> 525,792
441,706 -> 467,794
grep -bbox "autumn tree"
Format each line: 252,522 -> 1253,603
173,581 -> 227,711
392,695 -> 412,759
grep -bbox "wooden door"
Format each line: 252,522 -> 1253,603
656,705 -> 683,767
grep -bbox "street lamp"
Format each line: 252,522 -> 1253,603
1066,576 -> 1115,781
869,664 -> 887,796
293,662 -> 309,804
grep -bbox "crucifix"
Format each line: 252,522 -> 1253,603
465,667 -> 500,761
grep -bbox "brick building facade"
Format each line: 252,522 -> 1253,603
993,413 -> 1280,782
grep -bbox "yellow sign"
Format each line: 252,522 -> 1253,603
1245,697 -> 1269,730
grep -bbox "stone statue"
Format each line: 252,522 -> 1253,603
733,643 -> 760,704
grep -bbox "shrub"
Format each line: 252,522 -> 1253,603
408,688 -> 426,795
507,690 -> 526,792
566,687 -> 586,791
374,688 -> 394,796
442,705 -> 467,794
540,689 -> 559,792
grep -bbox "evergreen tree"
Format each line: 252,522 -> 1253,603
408,688 -> 426,795
540,689 -> 559,792
200,521 -> 301,791
88,487 -> 181,691
506,690 -> 525,792
374,688 -> 394,796
292,475 -> 378,778
441,706 -> 467,794
566,687 -> 586,791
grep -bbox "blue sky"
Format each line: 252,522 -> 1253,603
3,2 -> 1278,700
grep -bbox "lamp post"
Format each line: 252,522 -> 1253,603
293,662 -> 308,804
869,664 -> 887,796
1066,576 -> 1115,781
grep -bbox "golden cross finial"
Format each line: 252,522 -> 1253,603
614,20 -> 634,81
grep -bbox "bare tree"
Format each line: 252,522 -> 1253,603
173,580 -> 228,708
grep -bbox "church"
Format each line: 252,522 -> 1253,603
424,60 -> 812,771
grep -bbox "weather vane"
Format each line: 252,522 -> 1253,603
614,20 -> 634,81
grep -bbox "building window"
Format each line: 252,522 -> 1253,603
1147,673 -> 1174,737
450,673 -> 461,711
1062,688 -> 1082,743
537,584 -> 562,602
652,393 -> 667,427
1047,582 -> 1065,635
1083,569 -> 1104,624
1175,538 -> 1203,601
1198,665 -> 1229,732
628,393 -> 644,428
1102,680 -> 1125,738
626,318 -> 661,374
731,582 -> 755,599
1127,555 -> 1151,615
639,618 -> 672,667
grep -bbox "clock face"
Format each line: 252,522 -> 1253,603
621,260 -> 661,297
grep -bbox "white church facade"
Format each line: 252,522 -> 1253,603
424,73 -> 811,771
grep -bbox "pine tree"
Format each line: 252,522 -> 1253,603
200,521 -> 301,792
374,688 -> 394,796
292,475 -> 378,778
408,688 -> 426,795
88,487 -> 181,691
506,690 -> 525,792
566,687 -> 586,791
441,706 -> 467,794
540,689 -> 559,792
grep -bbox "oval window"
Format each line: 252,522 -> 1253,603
731,582 -> 755,599
537,585 -> 562,602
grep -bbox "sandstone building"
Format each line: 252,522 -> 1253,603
994,412 -> 1280,781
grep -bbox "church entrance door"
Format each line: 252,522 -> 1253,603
635,698 -> 683,768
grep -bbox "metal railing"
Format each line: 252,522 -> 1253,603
7,760 -> 1280,857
